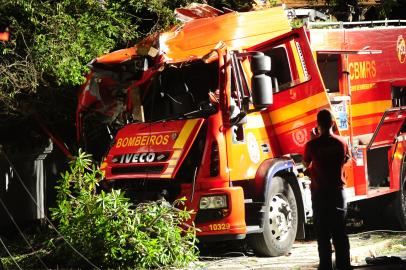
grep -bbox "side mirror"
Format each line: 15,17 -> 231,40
251,54 -> 273,109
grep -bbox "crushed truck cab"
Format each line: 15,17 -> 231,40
77,4 -> 406,256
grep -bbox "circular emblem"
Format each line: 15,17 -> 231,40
247,132 -> 260,164
292,129 -> 307,147
397,35 -> 406,64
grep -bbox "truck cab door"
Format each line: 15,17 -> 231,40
225,27 -> 331,181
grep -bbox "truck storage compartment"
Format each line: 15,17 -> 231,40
367,146 -> 390,187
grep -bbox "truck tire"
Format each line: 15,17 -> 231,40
396,176 -> 406,230
249,176 -> 298,256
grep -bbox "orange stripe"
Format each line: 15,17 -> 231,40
270,92 -> 329,125
352,115 -> 381,128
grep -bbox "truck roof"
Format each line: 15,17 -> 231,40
95,5 -> 291,65
160,6 -> 290,62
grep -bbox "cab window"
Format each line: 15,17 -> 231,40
263,45 -> 292,92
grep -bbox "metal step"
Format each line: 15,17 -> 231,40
246,225 -> 263,234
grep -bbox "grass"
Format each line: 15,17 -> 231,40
349,231 -> 406,259
380,236 -> 406,255
0,227 -> 54,269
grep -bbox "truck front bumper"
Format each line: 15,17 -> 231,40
185,186 -> 247,239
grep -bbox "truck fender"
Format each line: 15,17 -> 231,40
253,158 -> 294,201
252,157 -> 306,239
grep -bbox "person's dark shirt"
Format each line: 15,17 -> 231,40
304,133 -> 349,191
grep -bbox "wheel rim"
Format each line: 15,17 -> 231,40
268,193 -> 293,241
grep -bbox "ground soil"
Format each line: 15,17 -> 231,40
191,231 -> 406,270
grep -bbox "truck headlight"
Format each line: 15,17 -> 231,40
199,195 -> 227,209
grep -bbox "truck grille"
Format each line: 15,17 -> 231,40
111,165 -> 164,175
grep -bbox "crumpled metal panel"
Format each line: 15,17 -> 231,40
94,6 -> 290,65
77,6 -> 291,139
175,3 -> 223,22
161,6 -> 291,63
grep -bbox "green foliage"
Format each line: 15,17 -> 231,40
315,0 -> 406,20
0,0 -> 263,120
377,0 -> 406,19
0,0 -> 192,116
290,18 -> 305,29
50,150 -> 198,269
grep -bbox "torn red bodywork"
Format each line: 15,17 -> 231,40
76,4 -> 290,142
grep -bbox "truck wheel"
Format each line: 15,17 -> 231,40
396,176 -> 406,230
249,176 -> 298,256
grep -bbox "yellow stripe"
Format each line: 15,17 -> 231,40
246,114 -> 266,129
271,92 -> 329,124
100,162 -> 107,170
291,40 -> 305,82
351,83 -> 376,92
274,113 -> 316,135
161,149 -> 182,178
168,160 -> 178,166
173,119 -> 199,148
162,168 -> 174,176
171,150 -> 181,159
351,100 -> 391,117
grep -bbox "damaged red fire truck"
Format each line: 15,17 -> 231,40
75,5 -> 406,256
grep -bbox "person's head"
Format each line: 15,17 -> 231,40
317,109 -> 333,132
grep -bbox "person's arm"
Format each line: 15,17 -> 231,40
344,142 -> 351,164
303,159 -> 310,169
303,142 -> 312,169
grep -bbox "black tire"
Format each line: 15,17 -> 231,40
396,176 -> 406,230
249,176 -> 298,256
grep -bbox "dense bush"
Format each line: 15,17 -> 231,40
0,0 -> 194,117
49,150 -> 198,269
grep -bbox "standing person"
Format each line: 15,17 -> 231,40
303,109 -> 352,270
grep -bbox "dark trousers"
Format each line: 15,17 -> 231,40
312,188 -> 351,270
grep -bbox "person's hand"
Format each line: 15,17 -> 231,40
310,127 -> 319,139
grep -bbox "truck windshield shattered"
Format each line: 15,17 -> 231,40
141,60 -> 219,122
